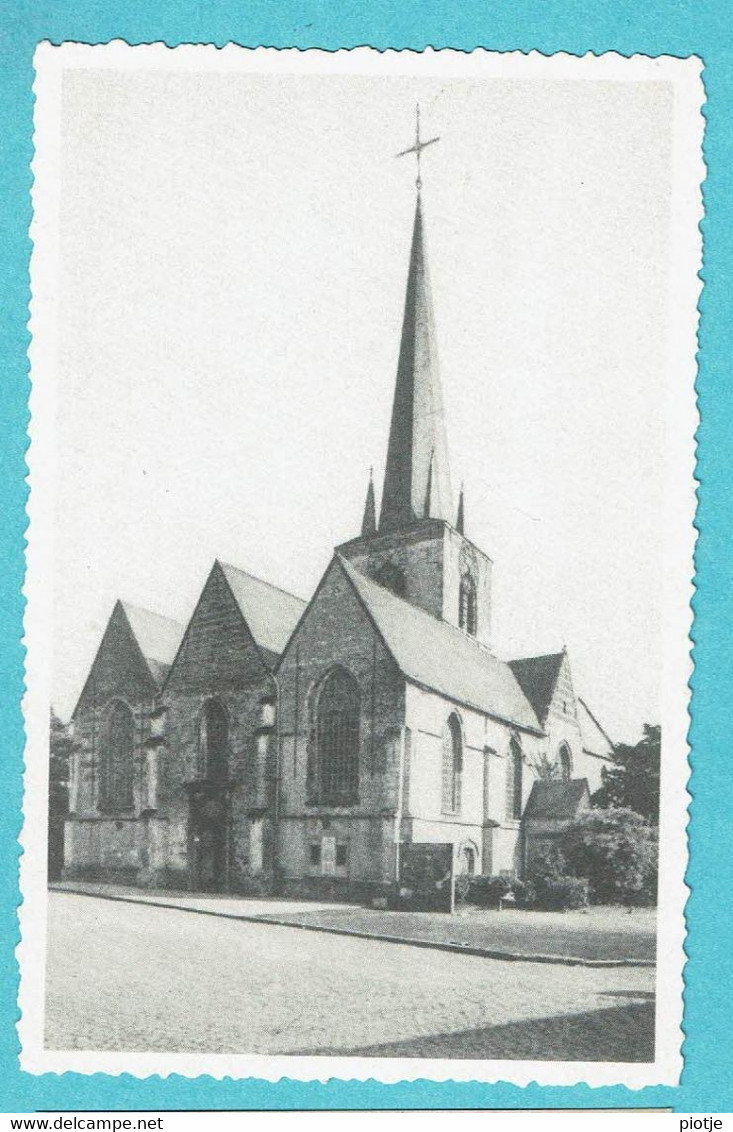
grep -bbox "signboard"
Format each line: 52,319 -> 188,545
399,842 -> 454,913
321,835 -> 336,876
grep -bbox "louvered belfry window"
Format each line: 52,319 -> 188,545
99,700 -> 135,812
459,573 -> 478,636
315,668 -> 360,806
441,713 -> 463,814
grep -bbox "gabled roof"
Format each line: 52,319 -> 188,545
508,651 -> 565,724
523,778 -> 591,822
72,600 -> 184,718
337,556 -> 542,734
577,697 -> 615,759
218,562 -> 306,662
120,602 -> 184,685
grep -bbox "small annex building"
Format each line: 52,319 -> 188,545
64,186 -> 615,899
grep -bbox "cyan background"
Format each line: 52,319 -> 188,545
1,0 -> 729,1113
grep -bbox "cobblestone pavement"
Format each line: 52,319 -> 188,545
45,893 -> 655,1061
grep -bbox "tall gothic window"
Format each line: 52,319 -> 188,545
199,699 -> 229,781
458,573 -> 477,636
441,713 -> 463,814
506,736 -> 523,821
313,668 -> 360,806
558,742 -> 572,783
99,700 -> 135,812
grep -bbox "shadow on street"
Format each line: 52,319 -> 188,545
288,1000 -> 655,1062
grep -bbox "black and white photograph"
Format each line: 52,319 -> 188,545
20,45 -> 701,1087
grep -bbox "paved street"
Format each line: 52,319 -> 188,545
45,893 -> 655,1061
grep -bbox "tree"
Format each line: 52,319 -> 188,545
592,724 -> 661,822
49,709 -> 73,812
560,807 -> 658,907
48,709 -> 73,880
530,752 -> 560,782
524,844 -> 590,911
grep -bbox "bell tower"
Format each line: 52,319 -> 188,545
338,109 -> 492,648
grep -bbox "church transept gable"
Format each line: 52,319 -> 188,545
73,601 -> 160,719
546,649 -> 579,725
164,562 -> 270,696
278,557 -> 398,690
277,557 -> 405,756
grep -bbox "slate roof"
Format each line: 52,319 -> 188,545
508,652 -> 565,724
577,697 -> 615,758
338,556 -> 542,734
379,194 -> 453,533
523,778 -> 590,821
120,602 -> 185,688
218,562 -> 306,662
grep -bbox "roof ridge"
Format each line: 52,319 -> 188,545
336,555 -> 542,734
577,695 -> 615,749
118,600 -> 184,629
509,650 -> 565,666
217,559 -> 307,605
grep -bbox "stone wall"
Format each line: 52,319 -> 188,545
442,526 -> 492,647
338,520 -> 446,621
277,558 -> 406,894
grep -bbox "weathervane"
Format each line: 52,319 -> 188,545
396,103 -> 440,190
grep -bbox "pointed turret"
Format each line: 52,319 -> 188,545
378,193 -> 452,533
456,483 -> 465,534
423,450 -> 434,518
361,468 -> 377,536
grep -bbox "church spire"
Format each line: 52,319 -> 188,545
361,467 -> 377,536
378,118 -> 452,534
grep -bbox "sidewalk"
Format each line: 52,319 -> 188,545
50,880 -> 656,967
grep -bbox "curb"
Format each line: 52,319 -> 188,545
50,884 -> 656,969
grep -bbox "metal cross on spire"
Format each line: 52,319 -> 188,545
395,103 -> 440,190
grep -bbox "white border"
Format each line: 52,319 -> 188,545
20,42 -> 703,1088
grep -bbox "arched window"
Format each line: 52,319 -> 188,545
314,668 -> 360,806
506,736 -> 523,821
99,700 -> 135,812
458,573 -> 477,636
441,713 -> 463,814
558,742 -> 572,783
198,699 -> 229,781
374,561 -> 407,599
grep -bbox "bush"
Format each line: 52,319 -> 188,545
512,879 -> 536,909
467,874 -> 512,908
454,872 -> 471,904
525,844 -> 590,911
535,875 -> 590,911
560,807 -> 658,907
527,843 -> 567,885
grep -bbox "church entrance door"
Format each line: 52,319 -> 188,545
187,783 -> 230,893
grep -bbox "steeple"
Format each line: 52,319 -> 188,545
337,112 -> 492,646
378,191 -> 452,533
361,468 -> 377,536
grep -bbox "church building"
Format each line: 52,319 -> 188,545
63,171 -> 615,900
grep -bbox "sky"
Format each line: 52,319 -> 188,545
48,62 -> 681,740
